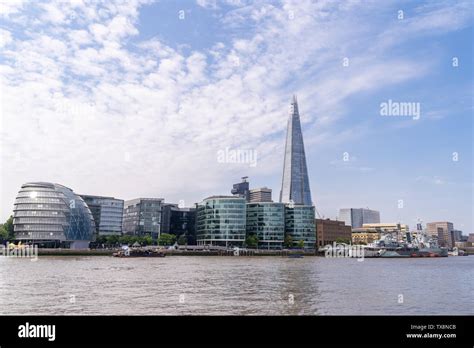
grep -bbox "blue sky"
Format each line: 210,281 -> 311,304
0,0 -> 472,233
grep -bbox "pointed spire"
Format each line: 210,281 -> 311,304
291,94 -> 299,115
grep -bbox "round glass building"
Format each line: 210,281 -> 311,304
13,182 -> 95,248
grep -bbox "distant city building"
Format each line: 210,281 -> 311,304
196,196 -> 246,247
362,223 -> 409,233
285,205 -> 316,249
339,208 -> 380,228
249,187 -> 272,203
280,95 -> 312,206
316,218 -> 352,247
122,198 -> 164,240
426,222 -> 454,249
246,202 -> 285,249
351,229 -> 382,245
451,230 -> 463,242
80,195 -> 124,236
231,177 -> 250,201
13,182 -> 95,249
467,233 -> 474,243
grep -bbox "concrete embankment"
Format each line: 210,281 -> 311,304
35,248 -> 317,257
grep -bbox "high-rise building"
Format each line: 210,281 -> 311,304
246,202 -> 285,249
13,182 -> 95,249
231,177 -> 250,201
339,208 -> 380,228
196,196 -> 246,247
426,222 -> 454,248
249,187 -> 272,203
122,198 -> 163,240
280,95 -> 312,206
316,218 -> 352,247
80,195 -> 124,236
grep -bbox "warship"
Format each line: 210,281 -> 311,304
363,223 -> 448,258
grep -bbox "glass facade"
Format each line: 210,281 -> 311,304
280,95 -> 312,206
13,182 -> 95,247
196,196 -> 246,247
285,205 -> 316,249
123,198 -> 163,240
80,195 -> 124,236
246,202 -> 285,249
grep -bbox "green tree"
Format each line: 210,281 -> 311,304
297,239 -> 305,249
106,235 -> 120,246
335,237 -> 351,244
177,234 -> 187,245
283,235 -> 293,248
141,235 -> 153,246
4,216 -> 14,240
245,234 -> 258,248
158,233 -> 176,246
0,225 -> 8,241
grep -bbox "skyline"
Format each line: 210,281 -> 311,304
0,0 -> 473,233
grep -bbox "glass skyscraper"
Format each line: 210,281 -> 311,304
196,196 -> 246,247
280,95 -> 312,206
13,182 -> 95,248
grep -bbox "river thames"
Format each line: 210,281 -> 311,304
0,256 -> 472,315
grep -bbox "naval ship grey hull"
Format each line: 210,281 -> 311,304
364,246 -> 448,258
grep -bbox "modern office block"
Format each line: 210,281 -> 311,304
246,202 -> 285,249
123,198 -> 163,240
80,195 -> 124,236
339,208 -> 380,228
196,196 -> 246,247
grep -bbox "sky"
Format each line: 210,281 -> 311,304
0,0 -> 472,233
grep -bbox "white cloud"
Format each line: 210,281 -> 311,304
0,0 -> 472,220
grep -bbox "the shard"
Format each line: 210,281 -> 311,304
279,95 -> 313,206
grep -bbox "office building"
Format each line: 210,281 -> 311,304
285,205 -> 316,249
13,182 -> 95,249
122,198 -> 163,240
246,202 -> 285,249
231,177 -> 250,201
426,222 -> 454,248
249,187 -> 272,203
339,208 -> 380,228
162,204 -> 196,243
280,95 -> 312,206
80,195 -> 124,236
316,218 -> 352,247
351,229 -> 382,245
196,196 -> 246,247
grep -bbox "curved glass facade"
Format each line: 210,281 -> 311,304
246,203 -> 285,249
196,196 -> 246,247
13,182 -> 95,247
285,205 -> 316,249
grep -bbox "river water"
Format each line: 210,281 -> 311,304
0,256 -> 472,315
